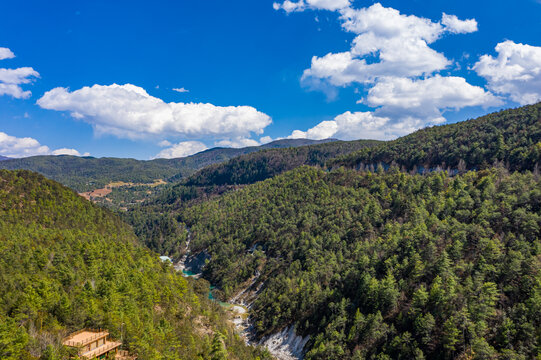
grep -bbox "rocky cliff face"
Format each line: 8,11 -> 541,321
259,326 -> 309,360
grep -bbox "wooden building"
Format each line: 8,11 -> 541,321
63,328 -> 136,359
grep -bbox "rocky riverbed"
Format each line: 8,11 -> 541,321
172,232 -> 308,360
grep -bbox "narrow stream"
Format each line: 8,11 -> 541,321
172,227 -> 306,360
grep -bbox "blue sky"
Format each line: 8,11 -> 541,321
1,0 -> 540,159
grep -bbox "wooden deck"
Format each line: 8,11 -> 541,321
62,329 -> 109,347
63,328 -> 136,359
80,340 -> 121,359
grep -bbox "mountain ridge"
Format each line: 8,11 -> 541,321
0,138 -> 337,192
329,102 -> 541,172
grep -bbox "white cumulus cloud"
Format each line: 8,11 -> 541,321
172,87 -> 189,93
0,48 -> 39,99
473,40 -> 541,105
215,137 -> 261,148
288,111 -> 401,140
0,47 -> 15,60
0,67 -> 39,84
260,136 -> 273,144
0,132 -> 50,158
158,140 -> 172,147
154,141 -> 208,159
37,83 -> 272,140
441,13 -> 478,34
276,2 -> 504,141
365,75 -> 503,124
0,132 -> 86,158
302,3 -> 478,89
52,148 -> 89,156
289,76 -> 502,141
0,83 -> 35,99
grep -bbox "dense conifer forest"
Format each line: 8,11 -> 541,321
331,103 -> 541,173
121,103 -> 541,359
2,103 -> 540,359
182,166 -> 541,359
125,139 -> 380,257
0,170 -> 270,360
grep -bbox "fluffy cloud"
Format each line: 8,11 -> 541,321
276,2 -> 505,141
52,148 -> 89,156
215,137 -> 261,148
155,136 -> 271,159
289,120 -> 337,140
0,47 -> 14,60
441,13 -> 478,34
37,84 -> 272,140
259,136 -> 273,144
0,83 -> 34,99
289,76 -> 502,141
172,87 -> 189,93
273,0 -> 350,13
289,111 -> 399,140
154,141 -> 208,159
0,48 -> 39,99
0,67 -> 39,84
473,40 -> 541,105
0,132 -> 49,157
339,4 -> 444,39
0,131 -> 85,158
302,4 -> 476,88
158,140 -> 172,147
365,75 -> 502,123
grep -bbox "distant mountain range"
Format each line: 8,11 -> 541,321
0,138 -> 337,192
0,156 -> 10,161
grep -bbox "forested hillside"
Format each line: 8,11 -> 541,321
159,139 -> 380,206
125,139 -> 380,257
0,139 -> 335,193
330,102 -> 541,172
184,140 -> 380,187
180,166 -> 541,359
0,170 -> 269,360
128,103 -> 541,259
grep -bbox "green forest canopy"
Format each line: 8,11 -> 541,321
0,170 -> 269,360
180,166 -> 541,359
330,102 -> 541,173
125,139 -> 380,257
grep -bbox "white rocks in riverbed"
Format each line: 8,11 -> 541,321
232,305 -> 247,314
260,326 -> 309,360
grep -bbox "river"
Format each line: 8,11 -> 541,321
170,229 -> 307,360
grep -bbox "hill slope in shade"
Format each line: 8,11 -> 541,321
330,102 -> 541,172
181,166 -> 541,359
0,170 -> 269,360
0,139 -> 336,193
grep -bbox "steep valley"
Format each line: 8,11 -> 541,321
128,103 -> 541,359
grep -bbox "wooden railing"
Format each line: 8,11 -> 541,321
80,340 -> 121,358
63,328 -> 109,347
